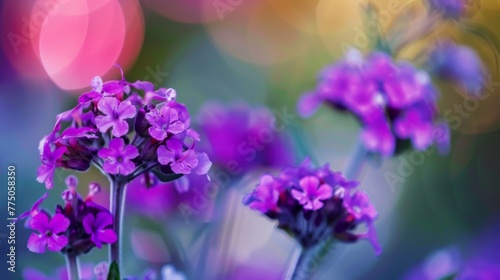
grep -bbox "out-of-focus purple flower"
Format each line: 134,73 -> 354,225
145,104 -> 185,141
243,159 -> 380,253
27,213 -> 69,253
245,175 -> 281,213
197,102 -> 294,174
298,49 -> 449,157
83,212 -> 117,248
98,138 -> 139,175
429,41 -> 485,93
428,0 -> 466,18
95,97 -> 136,137
157,138 -> 198,174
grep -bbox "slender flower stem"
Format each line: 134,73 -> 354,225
287,238 -> 334,280
65,253 -> 80,280
109,176 -> 128,271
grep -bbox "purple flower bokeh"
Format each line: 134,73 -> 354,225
197,102 -> 294,175
298,49 -> 449,157
429,41 -> 485,94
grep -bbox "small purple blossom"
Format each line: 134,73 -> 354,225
157,138 -> 199,174
145,104 -> 186,141
95,97 -> 137,137
98,138 -> 139,175
291,176 -> 333,210
27,213 -> 69,253
244,175 -> 281,213
83,212 -> 117,249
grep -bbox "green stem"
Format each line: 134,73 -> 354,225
109,176 -> 128,272
288,238 -> 335,280
65,253 -> 80,280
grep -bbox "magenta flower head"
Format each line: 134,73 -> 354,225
298,49 -> 449,157
36,68 -> 210,189
21,176 -> 116,256
197,102 -> 294,176
243,159 -> 380,254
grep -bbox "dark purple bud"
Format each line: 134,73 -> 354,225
64,159 -> 91,172
141,140 -> 159,162
135,107 -> 150,137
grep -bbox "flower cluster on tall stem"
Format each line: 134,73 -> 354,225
34,68 -> 211,274
243,159 -> 380,279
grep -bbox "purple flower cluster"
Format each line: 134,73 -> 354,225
197,102 -> 293,174
21,176 -> 116,255
36,71 -> 211,189
298,50 -> 449,157
243,159 -> 380,253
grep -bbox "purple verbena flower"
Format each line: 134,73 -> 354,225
157,138 -> 199,174
243,159 -> 380,253
83,212 -> 117,249
98,138 -> 139,175
95,97 -> 136,137
27,213 -> 69,253
145,104 -> 186,141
